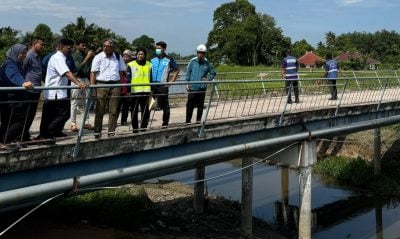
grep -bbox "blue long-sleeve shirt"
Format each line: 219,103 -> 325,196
185,57 -> 216,91
0,58 -> 26,87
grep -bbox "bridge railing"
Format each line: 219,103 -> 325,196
0,71 -> 399,156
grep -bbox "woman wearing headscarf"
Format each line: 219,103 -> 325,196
126,48 -> 152,132
0,43 -> 33,145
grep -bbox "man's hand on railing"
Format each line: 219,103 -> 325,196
22,81 -> 34,89
77,82 -> 87,90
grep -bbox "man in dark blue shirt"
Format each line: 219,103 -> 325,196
324,53 -> 339,100
281,50 -> 299,104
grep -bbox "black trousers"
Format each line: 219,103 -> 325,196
23,92 -> 41,140
118,94 -> 130,124
285,80 -> 299,102
327,79 -> 337,99
2,93 -> 29,143
0,93 -> 8,143
130,93 -> 150,130
39,99 -> 70,138
186,90 -> 206,123
152,85 -> 170,126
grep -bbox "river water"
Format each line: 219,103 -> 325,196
153,158 -> 400,238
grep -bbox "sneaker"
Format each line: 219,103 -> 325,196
186,122 -> 192,125
94,133 -> 101,139
121,121 -> 127,126
70,124 -> 79,132
84,124 -> 94,130
161,125 -> 168,129
54,132 -> 68,137
108,132 -> 115,137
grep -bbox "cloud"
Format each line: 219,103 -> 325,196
335,0 -> 400,7
131,0 -> 206,9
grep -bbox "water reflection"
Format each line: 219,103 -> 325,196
153,159 -> 400,238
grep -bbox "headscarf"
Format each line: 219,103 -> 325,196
135,47 -> 147,66
6,43 -> 28,63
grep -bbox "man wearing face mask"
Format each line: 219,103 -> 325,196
150,41 -> 180,128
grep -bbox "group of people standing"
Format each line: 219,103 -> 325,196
0,37 -> 217,147
281,50 -> 339,103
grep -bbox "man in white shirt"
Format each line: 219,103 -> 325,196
37,38 -> 86,140
90,39 -> 125,138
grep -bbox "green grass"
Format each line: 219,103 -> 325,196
314,156 -> 400,196
211,66 -> 400,98
41,187 -> 155,230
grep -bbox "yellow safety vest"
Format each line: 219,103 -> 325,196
127,61 -> 152,93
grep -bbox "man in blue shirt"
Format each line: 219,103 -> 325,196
151,41 -> 180,128
280,50 -> 299,104
22,37 -> 45,141
324,53 -> 339,100
185,44 -> 216,124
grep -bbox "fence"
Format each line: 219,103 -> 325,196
0,71 -> 400,156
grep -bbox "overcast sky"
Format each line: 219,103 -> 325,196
0,0 -> 398,55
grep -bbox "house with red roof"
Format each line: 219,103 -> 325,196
335,51 -> 380,70
298,51 -> 324,69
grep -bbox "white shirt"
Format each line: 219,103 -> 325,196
44,51 -> 70,100
91,52 -> 126,82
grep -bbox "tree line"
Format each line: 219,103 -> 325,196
0,0 -> 399,69
0,16 -> 188,63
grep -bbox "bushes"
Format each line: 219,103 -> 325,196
43,187 -> 155,230
314,156 -> 373,187
314,156 -> 400,196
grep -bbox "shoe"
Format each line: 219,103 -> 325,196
121,121 -> 127,126
195,121 -> 201,124
94,133 -> 101,139
161,125 -> 168,129
133,129 -> 139,133
108,132 -> 115,137
54,132 -> 67,137
295,99 -> 300,103
328,97 -> 337,100
84,124 -> 94,130
186,122 -> 192,125
287,100 -> 292,104
70,125 -> 79,132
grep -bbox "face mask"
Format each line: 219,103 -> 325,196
155,49 -> 162,55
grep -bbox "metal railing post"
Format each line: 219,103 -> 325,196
279,81 -> 292,126
377,78 -> 389,111
335,78 -> 349,117
72,87 -> 94,158
395,70 -> 400,85
352,71 -> 361,90
375,71 -> 382,88
199,80 -> 217,137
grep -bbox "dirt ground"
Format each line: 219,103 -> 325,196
1,182 -> 286,239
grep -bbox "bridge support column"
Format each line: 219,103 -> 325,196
193,166 -> 205,213
281,167 -> 289,225
374,128 -> 381,176
298,140 -> 316,239
241,157 -> 253,239
375,195 -> 383,239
